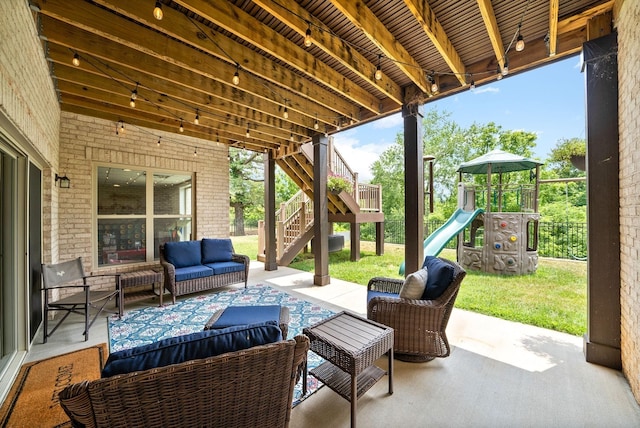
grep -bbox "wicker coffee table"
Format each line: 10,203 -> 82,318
303,311 -> 394,427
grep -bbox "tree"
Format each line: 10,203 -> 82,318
229,147 -> 263,235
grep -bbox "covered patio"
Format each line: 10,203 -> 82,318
26,262 -> 640,427
1,0 -> 640,421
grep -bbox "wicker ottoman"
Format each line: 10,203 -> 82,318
204,305 -> 290,339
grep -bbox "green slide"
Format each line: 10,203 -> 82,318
399,208 -> 484,275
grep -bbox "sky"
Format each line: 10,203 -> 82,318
333,56 -> 586,182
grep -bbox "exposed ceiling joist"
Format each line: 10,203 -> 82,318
549,0 -> 560,56
476,0 -> 507,72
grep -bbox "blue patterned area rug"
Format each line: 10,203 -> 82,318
108,284 -> 334,405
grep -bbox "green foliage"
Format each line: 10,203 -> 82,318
275,168 -> 298,204
327,173 -> 352,193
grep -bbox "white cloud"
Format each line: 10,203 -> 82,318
332,131 -> 389,182
473,86 -> 500,95
372,113 -> 402,129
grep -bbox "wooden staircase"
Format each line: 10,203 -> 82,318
258,139 -> 384,266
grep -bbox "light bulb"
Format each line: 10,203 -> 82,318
193,147 -> 197,157
374,65 -> 382,81
153,2 -> 163,20
157,138 -> 161,147
290,132 -> 294,141
304,27 -> 312,47
194,112 -> 199,125
72,53 -> 80,67
431,82 -> 438,93
515,35 -> 525,52
120,122 -> 125,134
129,97 -> 136,108
470,80 -> 475,90
179,121 -> 184,132
245,128 -> 250,138
232,70 -> 240,85
130,88 -> 137,100
283,107 -> 288,119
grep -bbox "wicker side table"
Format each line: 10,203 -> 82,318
303,311 -> 394,428
119,269 -> 164,308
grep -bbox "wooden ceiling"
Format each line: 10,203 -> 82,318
32,0 -> 614,155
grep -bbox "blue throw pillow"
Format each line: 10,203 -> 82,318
421,256 -> 455,300
164,241 -> 202,268
201,238 -> 234,264
101,322 -> 282,378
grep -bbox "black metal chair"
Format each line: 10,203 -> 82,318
41,257 -> 122,343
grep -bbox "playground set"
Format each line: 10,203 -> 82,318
404,149 -> 543,276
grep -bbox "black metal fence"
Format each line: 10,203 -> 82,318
360,219 -> 588,260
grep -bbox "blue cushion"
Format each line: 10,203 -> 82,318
201,238 -> 234,264
204,261 -> 245,275
174,265 -> 213,282
421,256 -> 455,299
367,289 -> 398,303
164,241 -> 202,268
209,305 -> 281,329
101,323 -> 282,378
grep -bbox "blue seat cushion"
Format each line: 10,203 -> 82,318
209,305 -> 282,329
101,322 -> 282,378
164,241 -> 202,268
367,290 -> 398,303
421,256 -> 455,300
174,265 -> 213,282
201,238 -> 234,264
204,261 -> 245,275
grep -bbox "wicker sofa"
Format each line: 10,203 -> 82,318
159,238 -> 249,304
59,323 -> 309,428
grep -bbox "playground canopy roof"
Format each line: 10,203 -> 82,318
457,149 -> 543,175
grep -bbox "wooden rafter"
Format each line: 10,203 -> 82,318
252,0 -> 403,106
549,0 -> 559,56
557,0 -> 615,34
476,0 -> 506,71
172,0 -> 381,115
403,0 -> 467,86
329,0 -> 432,96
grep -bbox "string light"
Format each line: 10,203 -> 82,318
153,1 -> 163,20
428,73 -> 438,93
232,64 -> 240,85
72,53 -> 80,67
193,146 -> 198,157
290,131 -> 294,141
304,24 -> 312,47
314,114 -> 319,130
118,120 -> 125,135
157,136 -> 161,146
129,84 -> 138,108
245,125 -> 250,138
470,79 -> 476,90
179,120 -> 184,132
216,133 -> 220,143
496,66 -> 503,80
194,109 -> 200,125
283,102 -> 289,119
516,34 -> 525,52
502,57 -> 509,76
374,54 -> 382,81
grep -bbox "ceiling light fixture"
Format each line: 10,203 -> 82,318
72,53 -> 80,67
129,84 -> 138,108
283,103 -> 289,119
245,125 -> 250,138
232,64 -> 240,85
502,58 -> 509,76
304,24 -> 313,47
193,146 -> 197,157
428,73 -> 438,93
153,1 -> 163,20
194,109 -> 200,125
374,54 -> 382,81
314,114 -> 319,130
496,66 -> 503,81
157,136 -> 161,147
470,79 -> 476,90
179,120 -> 184,132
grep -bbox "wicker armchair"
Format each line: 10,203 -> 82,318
367,257 -> 466,362
59,335 -> 309,428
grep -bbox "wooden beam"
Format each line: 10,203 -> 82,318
172,0 -> 382,114
37,0 -> 357,129
476,0 -> 506,71
252,0 -> 403,105
549,0 -> 559,56
403,0 -> 467,86
557,0 -> 615,34
329,0 -> 431,95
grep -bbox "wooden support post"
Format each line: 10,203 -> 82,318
263,151 -> 277,271
313,134 -> 330,285
350,223 -> 360,261
403,103 -> 424,275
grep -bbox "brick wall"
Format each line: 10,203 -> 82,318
58,111 -> 230,271
0,2 -> 61,263
616,0 -> 640,404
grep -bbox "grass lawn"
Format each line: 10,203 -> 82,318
231,235 -> 587,336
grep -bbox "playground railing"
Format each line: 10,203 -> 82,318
357,219 -> 587,260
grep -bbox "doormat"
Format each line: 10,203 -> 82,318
0,343 -> 107,428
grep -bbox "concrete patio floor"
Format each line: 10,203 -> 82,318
24,261 -> 640,427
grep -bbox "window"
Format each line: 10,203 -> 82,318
96,166 -> 192,267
